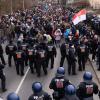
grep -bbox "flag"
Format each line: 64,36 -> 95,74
72,9 -> 87,25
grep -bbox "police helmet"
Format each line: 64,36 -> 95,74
57,67 -> 65,77
83,72 -> 92,81
65,84 -> 76,95
32,82 -> 42,93
7,92 -> 20,100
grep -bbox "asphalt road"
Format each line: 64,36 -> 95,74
0,43 -> 100,100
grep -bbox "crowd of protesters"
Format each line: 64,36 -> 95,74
0,2 -> 100,100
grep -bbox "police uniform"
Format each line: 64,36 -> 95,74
21,42 -> 29,66
76,81 -> 99,100
97,43 -> 100,70
68,45 -> 76,75
28,91 -> 52,100
27,46 -> 34,73
47,43 -> 57,69
0,63 -> 6,92
5,42 -> 17,67
35,43 -> 48,77
15,49 -> 25,76
33,43 -> 39,73
60,43 -> 69,67
0,44 -> 6,65
76,44 -> 87,71
49,75 -> 70,100
91,37 -> 98,61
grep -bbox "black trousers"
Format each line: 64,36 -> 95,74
0,74 -> 6,90
0,54 -> 6,65
8,54 -> 16,67
36,60 -> 47,76
60,55 -> 68,67
47,56 -> 54,68
78,57 -> 85,71
24,55 -> 28,66
92,50 -> 96,60
29,60 -> 34,73
68,62 -> 76,75
16,61 -> 24,75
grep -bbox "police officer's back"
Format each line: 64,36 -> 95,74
49,67 -> 71,100
68,44 -> 77,75
27,44 -> 35,73
28,82 -> 52,100
60,43 -> 69,67
5,40 -> 17,67
76,41 -> 88,71
15,46 -> 25,76
47,41 -> 57,69
35,42 -> 48,77
76,72 -> 99,100
20,39 -> 29,66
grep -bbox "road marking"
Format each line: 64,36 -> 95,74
15,67 -> 30,94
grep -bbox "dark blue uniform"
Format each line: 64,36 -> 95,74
28,91 -> 52,100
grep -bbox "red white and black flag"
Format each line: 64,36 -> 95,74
72,9 -> 87,25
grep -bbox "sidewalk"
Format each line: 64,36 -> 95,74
89,55 -> 100,85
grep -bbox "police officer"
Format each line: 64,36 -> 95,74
0,62 -> 7,92
15,46 -> 25,76
47,41 -> 57,69
62,84 -> 79,100
33,42 -> 39,74
35,42 -> 48,77
60,43 -> 69,67
0,44 -> 6,65
7,92 -> 20,100
49,67 -> 71,100
28,82 -> 52,100
5,40 -> 17,67
76,41 -> 88,71
68,44 -> 77,75
97,42 -> 100,70
27,44 -> 34,74
76,71 -> 99,100
20,39 -> 29,66
91,35 -> 98,61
